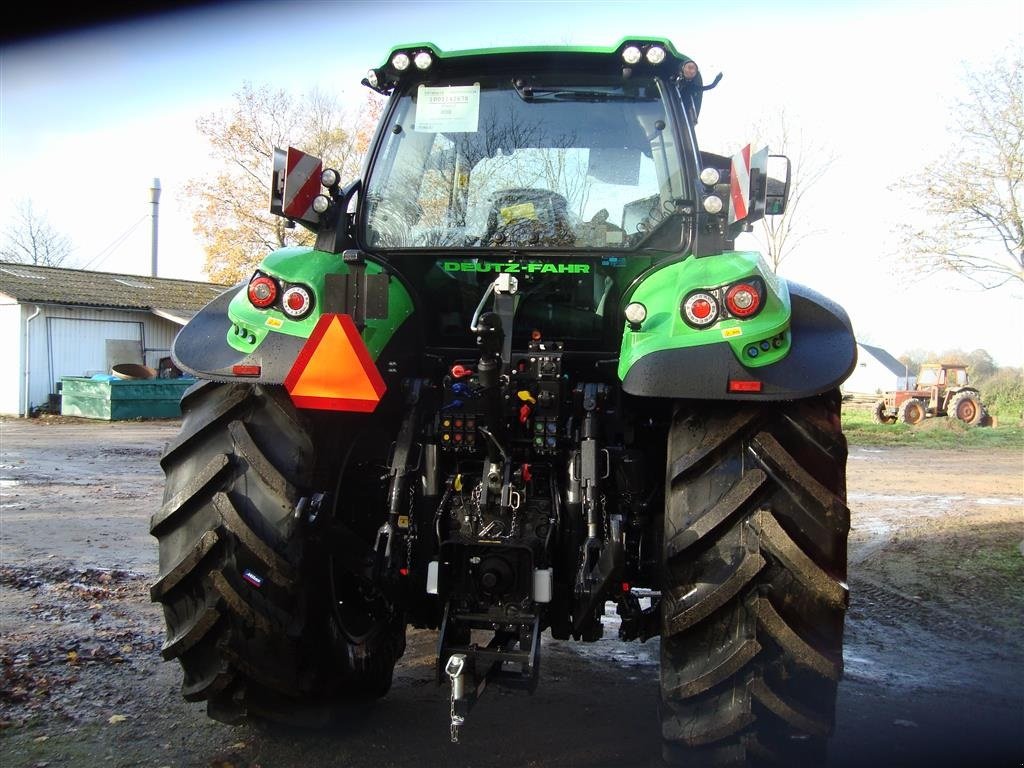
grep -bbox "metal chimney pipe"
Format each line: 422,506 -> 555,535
150,178 -> 162,277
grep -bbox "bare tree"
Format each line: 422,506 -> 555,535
187,82 -> 383,284
896,49 -> 1023,289
747,109 -> 835,273
1,199 -> 73,266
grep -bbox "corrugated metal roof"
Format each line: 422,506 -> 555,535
0,261 -> 233,313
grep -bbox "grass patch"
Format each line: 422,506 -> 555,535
967,542 -> 1024,579
842,405 -> 1024,449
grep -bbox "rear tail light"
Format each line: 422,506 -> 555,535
247,275 -> 278,309
725,282 -> 762,318
682,291 -> 719,327
282,285 -> 314,319
682,277 -> 766,329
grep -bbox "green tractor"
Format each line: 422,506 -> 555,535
153,38 -> 856,766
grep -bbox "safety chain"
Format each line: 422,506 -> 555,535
404,480 -> 416,569
600,492 -> 610,545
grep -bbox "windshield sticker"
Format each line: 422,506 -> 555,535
442,261 -> 591,275
415,84 -> 481,133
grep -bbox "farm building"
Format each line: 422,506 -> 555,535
843,342 -> 915,397
0,262 -> 231,416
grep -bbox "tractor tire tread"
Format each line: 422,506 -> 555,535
660,393 -> 847,764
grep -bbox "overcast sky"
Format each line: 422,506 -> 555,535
1,0 -> 1022,365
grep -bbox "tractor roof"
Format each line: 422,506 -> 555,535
364,37 -> 707,114
376,37 -> 690,67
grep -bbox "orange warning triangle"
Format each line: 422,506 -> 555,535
284,313 -> 386,412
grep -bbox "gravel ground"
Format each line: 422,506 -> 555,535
1,417 -> 1021,767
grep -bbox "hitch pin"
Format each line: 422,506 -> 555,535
446,653 -> 467,743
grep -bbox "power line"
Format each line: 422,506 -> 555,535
80,214 -> 149,271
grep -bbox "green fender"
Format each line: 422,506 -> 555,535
618,252 -> 856,400
172,247 -> 414,383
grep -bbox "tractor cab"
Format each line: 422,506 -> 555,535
359,41 -> 705,354
917,363 -> 969,388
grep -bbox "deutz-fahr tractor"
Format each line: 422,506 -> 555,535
153,39 -> 856,766
873,363 -> 984,426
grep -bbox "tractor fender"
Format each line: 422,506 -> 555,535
621,281 -> 857,401
171,247 -> 416,385
171,284 -> 308,383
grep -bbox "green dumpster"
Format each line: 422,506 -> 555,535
60,376 -> 195,420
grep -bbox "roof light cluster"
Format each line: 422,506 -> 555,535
392,49 -> 433,71
364,42 -> 699,99
246,272 -> 315,320
365,47 -> 436,93
680,277 -> 766,328
621,43 -> 668,65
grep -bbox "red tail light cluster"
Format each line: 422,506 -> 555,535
682,291 -> 719,327
725,282 -> 761,317
282,286 -> 312,318
247,272 -> 315,320
247,275 -> 277,308
681,278 -> 765,328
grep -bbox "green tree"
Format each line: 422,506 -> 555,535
964,348 -> 998,381
897,50 -> 1023,289
188,82 -> 383,284
982,367 -> 1024,421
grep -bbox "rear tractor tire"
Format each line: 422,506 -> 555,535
660,391 -> 849,766
948,391 -> 983,426
151,381 -> 401,724
897,398 -> 926,425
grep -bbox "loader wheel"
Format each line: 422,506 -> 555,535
151,381 -> 400,724
897,398 -> 926,425
949,391 -> 983,426
871,401 -> 894,424
660,391 -> 848,766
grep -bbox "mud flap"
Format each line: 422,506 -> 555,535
171,286 -> 306,384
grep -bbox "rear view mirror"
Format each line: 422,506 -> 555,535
765,154 -> 791,216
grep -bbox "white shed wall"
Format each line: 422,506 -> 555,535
844,347 -> 910,395
18,305 -> 183,414
0,298 -> 24,415
141,317 -> 180,371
